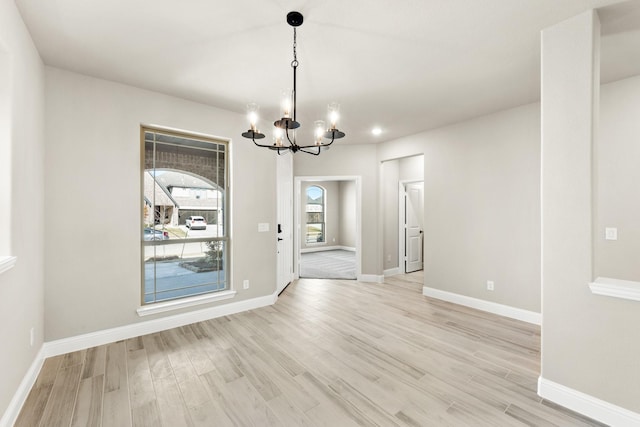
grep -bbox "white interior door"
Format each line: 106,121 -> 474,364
276,154 -> 294,295
405,182 -> 424,273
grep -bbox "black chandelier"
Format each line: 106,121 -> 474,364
241,11 -> 345,155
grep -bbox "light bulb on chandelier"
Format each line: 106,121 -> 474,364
241,11 -> 346,155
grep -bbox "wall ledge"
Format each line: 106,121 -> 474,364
0,256 -> 17,275
589,276 -> 640,302
538,377 -> 640,426
137,290 -> 237,316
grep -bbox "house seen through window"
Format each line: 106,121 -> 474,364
141,127 -> 228,304
306,185 -> 325,243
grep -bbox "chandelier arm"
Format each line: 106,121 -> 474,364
299,146 -> 321,156
323,133 -> 337,146
296,133 -> 336,150
251,137 -> 277,149
285,127 -> 297,148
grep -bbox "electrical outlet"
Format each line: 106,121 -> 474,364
387,254 -> 391,262
30,327 -> 35,347
486,280 -> 495,291
243,280 -> 250,290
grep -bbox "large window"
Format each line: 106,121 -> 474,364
305,185 -> 325,243
141,127 -> 228,304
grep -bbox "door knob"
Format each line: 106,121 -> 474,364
278,238 -> 283,241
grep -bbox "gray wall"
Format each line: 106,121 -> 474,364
381,160 -> 400,271
399,155 -> 424,181
339,180 -> 357,248
379,103 -> 541,313
44,67 -> 277,341
542,10 -> 640,414
0,1 -> 45,420
595,74 -> 640,282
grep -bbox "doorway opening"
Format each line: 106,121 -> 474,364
381,155 -> 424,276
294,176 -> 361,280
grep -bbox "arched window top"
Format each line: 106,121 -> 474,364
306,185 -> 324,205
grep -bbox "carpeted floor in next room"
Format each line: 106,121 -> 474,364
299,249 -> 356,279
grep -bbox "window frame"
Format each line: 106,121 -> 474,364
140,125 -> 230,306
305,185 -> 326,244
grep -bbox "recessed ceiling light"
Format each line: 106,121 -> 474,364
372,127 -> 382,136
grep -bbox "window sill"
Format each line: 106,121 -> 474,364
0,256 -> 17,275
137,290 -> 237,317
589,277 -> 640,302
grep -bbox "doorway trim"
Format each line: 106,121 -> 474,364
276,153 -> 294,295
294,175 -> 362,280
398,179 -> 424,274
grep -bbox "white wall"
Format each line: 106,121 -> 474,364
0,0 -> 45,421
44,67 -> 277,341
379,103 -> 541,312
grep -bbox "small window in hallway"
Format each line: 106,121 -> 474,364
305,185 -> 325,243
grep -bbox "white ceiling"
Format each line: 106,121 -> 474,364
15,0 -> 640,144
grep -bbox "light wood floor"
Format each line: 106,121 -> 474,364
16,273 -> 605,427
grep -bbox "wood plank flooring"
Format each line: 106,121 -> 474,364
15,273 -> 606,426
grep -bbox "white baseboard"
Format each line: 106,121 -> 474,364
538,377 -> 640,426
422,286 -> 541,325
43,292 -> 277,358
384,267 -> 401,277
300,245 -> 355,253
358,274 -> 384,283
0,346 -> 45,427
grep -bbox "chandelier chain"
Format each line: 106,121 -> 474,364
292,28 -> 298,67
